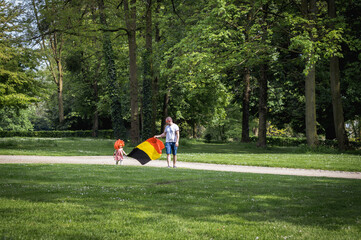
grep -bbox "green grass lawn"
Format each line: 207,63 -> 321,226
0,164 -> 360,239
0,137 -> 360,171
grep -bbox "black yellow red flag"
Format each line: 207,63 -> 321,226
128,137 -> 165,165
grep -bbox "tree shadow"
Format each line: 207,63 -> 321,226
1,165 -> 360,238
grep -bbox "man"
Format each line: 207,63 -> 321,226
154,117 -> 180,168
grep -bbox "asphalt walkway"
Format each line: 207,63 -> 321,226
1,155 -> 360,179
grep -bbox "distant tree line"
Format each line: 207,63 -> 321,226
1,0 -> 360,149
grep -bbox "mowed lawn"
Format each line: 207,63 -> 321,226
0,137 -> 360,171
0,164 -> 360,240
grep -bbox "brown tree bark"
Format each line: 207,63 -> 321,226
124,0 -> 140,144
305,64 -> 318,146
302,0 -> 319,147
257,64 -> 268,148
53,44 -> 64,124
91,62 -> 101,138
142,0 -> 155,139
152,0 -> 162,136
160,88 -> 170,133
257,4 -> 269,148
241,67 -> 251,142
328,0 -> 348,150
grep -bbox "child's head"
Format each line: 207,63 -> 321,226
114,139 -> 125,150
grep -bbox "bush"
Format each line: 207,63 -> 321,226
204,133 -> 212,143
0,130 -> 115,139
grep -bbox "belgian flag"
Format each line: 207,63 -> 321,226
128,137 -> 165,165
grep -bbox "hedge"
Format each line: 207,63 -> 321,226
0,130 -> 114,139
206,136 -> 361,148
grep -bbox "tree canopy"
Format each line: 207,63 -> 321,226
2,0 -> 361,147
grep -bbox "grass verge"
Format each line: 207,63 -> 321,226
0,137 -> 360,171
0,164 -> 360,239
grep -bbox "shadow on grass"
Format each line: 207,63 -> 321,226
1,164 -> 360,239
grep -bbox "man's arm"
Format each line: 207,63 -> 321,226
175,130 -> 180,147
154,128 -> 166,138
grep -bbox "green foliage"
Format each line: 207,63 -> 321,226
0,107 -> 33,131
0,130 -> 114,139
0,1 -> 42,110
5,0 -> 360,145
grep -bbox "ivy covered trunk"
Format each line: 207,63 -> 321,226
98,0 -> 125,139
142,0 -> 154,140
124,0 -> 140,144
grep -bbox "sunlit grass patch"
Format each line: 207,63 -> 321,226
0,164 -> 360,239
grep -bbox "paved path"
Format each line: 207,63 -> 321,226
1,155 -> 361,180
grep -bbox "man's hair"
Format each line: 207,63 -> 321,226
166,117 -> 173,122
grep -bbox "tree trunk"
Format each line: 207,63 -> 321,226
305,65 -> 319,146
257,64 -> 268,148
257,4 -> 269,148
98,0 -> 125,139
124,0 -> 140,144
303,0 -> 319,147
92,110 -> 99,137
152,0 -> 162,136
92,77 -> 99,138
33,0 -> 65,126
241,67 -> 251,142
142,0 -> 154,140
50,32 -> 65,125
57,74 -> 64,124
328,0 -> 348,150
160,89 -> 170,133
55,49 -> 64,124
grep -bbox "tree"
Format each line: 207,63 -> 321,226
300,0 -> 319,147
124,0 -> 140,144
142,0 -> 155,139
98,0 -> 126,139
0,0 -> 41,110
328,0 -> 348,149
256,2 -> 272,148
31,0 -> 65,125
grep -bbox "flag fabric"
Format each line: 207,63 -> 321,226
128,137 -> 165,165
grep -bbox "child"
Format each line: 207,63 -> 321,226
113,139 -> 127,165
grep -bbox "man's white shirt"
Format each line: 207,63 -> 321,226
165,124 -> 179,142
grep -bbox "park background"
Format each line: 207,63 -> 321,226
1,1 -> 361,239
1,0 -> 360,150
